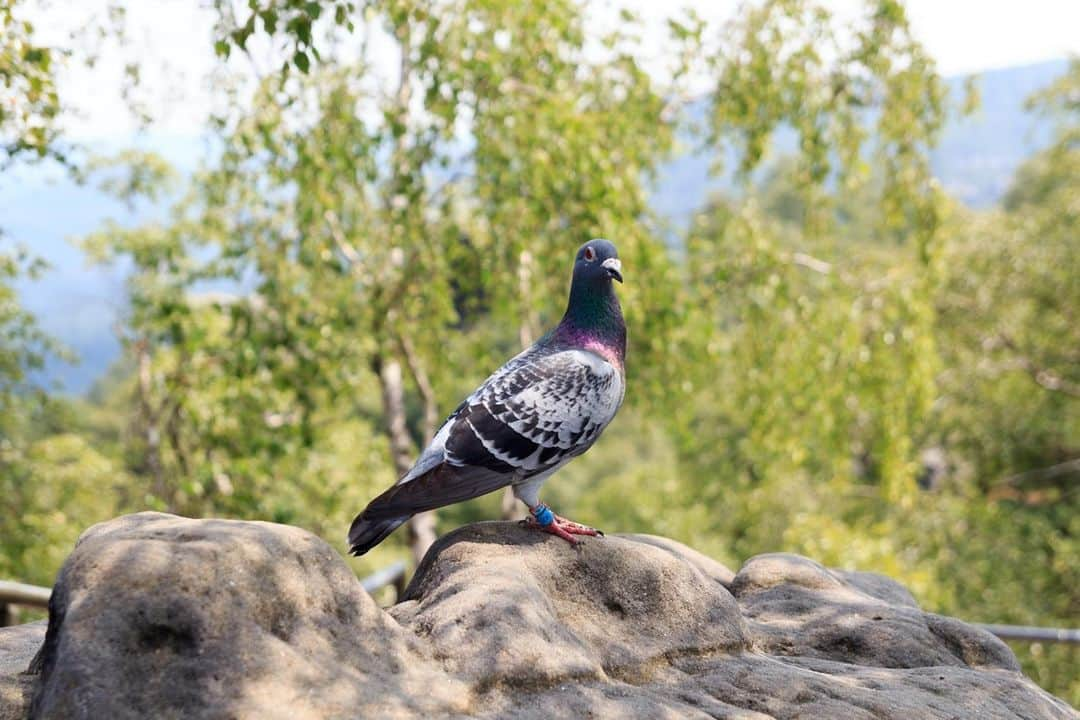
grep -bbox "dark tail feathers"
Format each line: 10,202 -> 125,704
348,512 -> 409,556
348,461 -> 487,555
347,474 -> 423,555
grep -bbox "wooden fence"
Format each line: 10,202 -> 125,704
0,581 -> 51,627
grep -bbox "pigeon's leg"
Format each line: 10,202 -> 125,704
523,504 -> 579,545
522,503 -> 603,544
512,479 -> 602,545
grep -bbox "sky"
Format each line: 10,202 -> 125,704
622,0 -> 1080,75
29,0 -> 1080,142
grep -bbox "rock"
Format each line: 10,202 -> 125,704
0,513 -> 1074,720
731,553 -> 1021,671
0,622 -> 43,720
619,533 -> 737,588
26,513 -> 467,720
389,524 -> 750,689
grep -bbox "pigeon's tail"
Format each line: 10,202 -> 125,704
347,472 -> 425,555
347,462 -> 513,555
348,512 -> 409,556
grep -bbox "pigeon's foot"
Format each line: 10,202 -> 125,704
522,504 -> 603,546
551,514 -> 603,537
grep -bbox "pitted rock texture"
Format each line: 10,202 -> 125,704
0,513 -> 1074,720
0,622 -> 43,720
25,514 -> 466,720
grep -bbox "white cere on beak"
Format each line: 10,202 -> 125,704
602,257 -> 623,282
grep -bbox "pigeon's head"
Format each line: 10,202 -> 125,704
573,239 -> 623,285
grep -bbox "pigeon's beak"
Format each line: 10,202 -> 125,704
602,257 -> 623,283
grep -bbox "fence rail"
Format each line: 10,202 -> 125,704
974,623 -> 1080,644
0,580 -> 51,607
0,580 -> 51,627
3,574 -> 1078,645
359,561 -> 408,600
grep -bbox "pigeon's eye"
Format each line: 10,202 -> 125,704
583,246 -> 596,262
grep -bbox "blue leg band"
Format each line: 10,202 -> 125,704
532,503 -> 555,527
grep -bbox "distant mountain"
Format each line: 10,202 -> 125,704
651,59 -> 1068,219
932,60 -> 1064,207
0,135 -> 205,394
0,60 -> 1068,395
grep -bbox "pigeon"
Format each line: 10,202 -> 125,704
348,239 -> 626,555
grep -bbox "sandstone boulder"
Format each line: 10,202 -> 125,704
0,513 -> 1072,719
25,513 -> 466,719
0,622 -> 43,720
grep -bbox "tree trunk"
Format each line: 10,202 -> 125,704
501,250 -> 538,519
374,353 -> 436,564
517,249 -> 539,350
397,333 -> 439,563
135,339 -> 168,510
377,16 -> 438,565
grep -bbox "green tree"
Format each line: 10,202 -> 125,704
930,61 -> 1079,701
0,248 -> 126,607
88,0 -> 679,567
0,0 -> 135,596
8,0 -> 1075,703
667,0 -> 949,530
1,0 -> 61,164
936,60 -> 1078,491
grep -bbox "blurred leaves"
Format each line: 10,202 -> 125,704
0,0 -> 62,164
1,0 -> 135,167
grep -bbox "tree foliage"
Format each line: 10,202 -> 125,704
0,0 -> 60,163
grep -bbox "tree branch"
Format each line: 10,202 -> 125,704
396,331 -> 439,442
993,334 -> 1080,398
999,458 -> 1080,489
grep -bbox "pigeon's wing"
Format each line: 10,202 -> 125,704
352,345 -> 549,526
446,347 -> 625,474
368,347 -> 622,512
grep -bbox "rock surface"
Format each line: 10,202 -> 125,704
0,513 -> 1074,719
0,622 -> 43,720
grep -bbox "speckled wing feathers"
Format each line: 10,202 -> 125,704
443,346 -> 624,477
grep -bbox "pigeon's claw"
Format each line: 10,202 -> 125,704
553,514 -> 602,537
522,504 -> 603,546
527,516 -> 582,545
